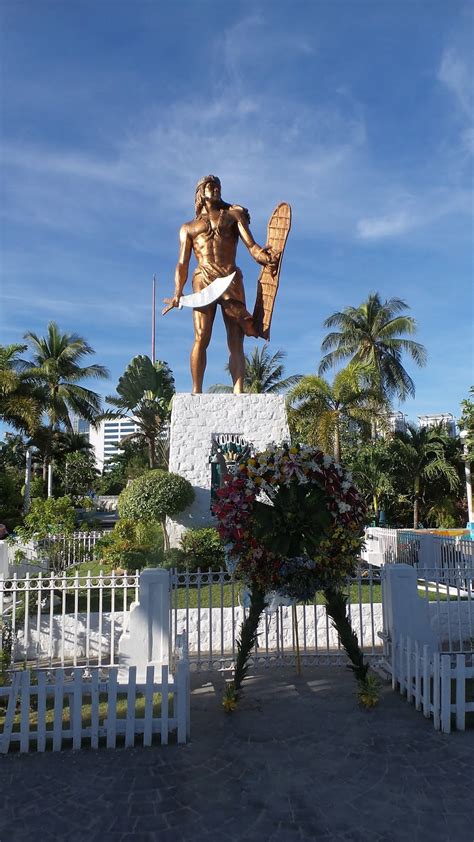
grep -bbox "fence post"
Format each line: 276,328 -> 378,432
440,655 -> 451,734
176,657 -> 189,744
433,653 -> 441,730
118,568 -> 170,683
455,654 -> 466,731
406,637 -> 412,703
391,634 -> 397,690
398,634 -> 405,695
422,645 -> 430,718
0,671 -> 21,754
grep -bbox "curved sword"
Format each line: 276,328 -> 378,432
162,272 -> 236,315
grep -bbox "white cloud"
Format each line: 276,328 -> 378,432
356,189 -> 471,241
1,15 -> 472,253
438,48 -> 473,117
1,289 -> 148,327
357,211 -> 414,240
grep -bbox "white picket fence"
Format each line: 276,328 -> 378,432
0,660 -> 190,754
392,634 -> 474,734
5,531 -> 104,575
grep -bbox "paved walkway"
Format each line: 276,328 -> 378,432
1,667 -> 473,842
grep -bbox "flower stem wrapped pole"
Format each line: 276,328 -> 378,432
324,587 -> 368,683
223,583 -> 266,711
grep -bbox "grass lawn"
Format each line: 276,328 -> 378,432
8,563 -> 467,617
9,691 -> 165,731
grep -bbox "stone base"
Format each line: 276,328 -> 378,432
167,393 -> 290,547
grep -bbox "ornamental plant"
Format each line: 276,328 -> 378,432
212,443 -> 377,710
180,527 -> 225,572
118,469 -> 194,550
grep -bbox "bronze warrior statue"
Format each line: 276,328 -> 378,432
163,175 -> 290,395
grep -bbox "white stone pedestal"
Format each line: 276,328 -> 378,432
167,393 -> 290,547
118,568 -> 170,682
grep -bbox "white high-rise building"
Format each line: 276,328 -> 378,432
375,411 -> 407,437
89,417 -> 140,472
418,413 -> 456,437
70,414 -> 90,435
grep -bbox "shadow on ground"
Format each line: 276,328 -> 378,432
1,667 -> 473,841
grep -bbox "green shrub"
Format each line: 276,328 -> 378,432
180,527 -> 225,572
118,470 -> 194,550
0,467 -> 23,531
18,496 -> 75,540
161,547 -> 186,570
29,476 -> 45,500
93,519 -> 164,571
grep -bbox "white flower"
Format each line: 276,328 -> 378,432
323,454 -> 333,468
338,501 -> 351,513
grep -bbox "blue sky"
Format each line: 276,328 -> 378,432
1,0 -> 472,426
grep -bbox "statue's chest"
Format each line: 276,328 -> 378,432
198,211 -> 237,242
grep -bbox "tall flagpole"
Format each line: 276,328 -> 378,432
152,274 -> 156,362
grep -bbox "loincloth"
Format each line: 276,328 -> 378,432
192,265 -> 256,336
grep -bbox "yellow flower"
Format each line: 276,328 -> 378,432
357,675 -> 380,708
222,684 -> 238,713
223,695 -> 238,712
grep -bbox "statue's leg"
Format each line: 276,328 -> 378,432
223,310 -> 246,394
191,304 -> 216,394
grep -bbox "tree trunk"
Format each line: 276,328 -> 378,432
334,419 -> 341,463
161,517 -> 170,552
373,493 -> 378,524
370,416 -> 377,442
413,476 -> 420,529
148,436 -> 156,469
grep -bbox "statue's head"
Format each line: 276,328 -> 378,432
195,174 -> 221,217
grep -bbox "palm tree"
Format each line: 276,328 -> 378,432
286,368 -> 377,461
349,441 -> 394,523
0,344 -> 42,433
319,293 -> 427,405
104,355 -> 175,469
390,423 -> 459,528
24,322 -> 108,475
209,344 -> 301,394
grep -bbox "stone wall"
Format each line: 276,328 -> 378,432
14,604 -> 384,662
14,601 -> 474,663
167,393 -> 290,546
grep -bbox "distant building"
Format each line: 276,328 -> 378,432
376,412 -> 407,437
418,413 -> 456,438
89,417 -> 140,473
70,414 -> 90,435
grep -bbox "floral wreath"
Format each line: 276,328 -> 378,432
212,442 -> 366,599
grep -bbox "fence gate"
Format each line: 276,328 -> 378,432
169,566 -> 383,672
